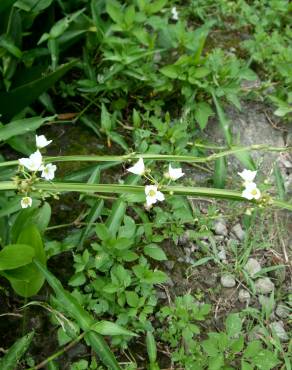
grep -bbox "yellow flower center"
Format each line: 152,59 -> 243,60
149,190 -> 156,197
251,189 -> 258,196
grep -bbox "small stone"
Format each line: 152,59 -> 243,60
156,291 -> 167,299
231,223 -> 245,241
275,304 -> 290,319
164,261 -> 175,270
214,219 -> 228,236
205,273 -> 217,287
218,248 -> 227,261
269,321 -> 288,342
244,258 -> 261,277
178,257 -> 184,263
255,277 -> 274,294
238,289 -> 250,303
221,274 -> 236,288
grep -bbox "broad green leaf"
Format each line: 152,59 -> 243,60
147,0 -> 167,14
0,331 -> 34,370
143,244 -> 167,261
0,244 -> 35,270
234,150 -> 255,170
0,0 -> 17,13
194,102 -> 214,130
17,224 -> 46,264
0,60 -> 77,121
226,313 -> 242,337
101,103 -> 112,132
11,202 -> 51,243
0,116 -> 55,142
91,321 -> 137,337
160,64 -> 178,79
106,0 -> 123,24
15,0 -> 53,12
125,291 -> 139,307
95,224 -> 111,241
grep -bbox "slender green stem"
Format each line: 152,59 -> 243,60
1,181 -> 291,211
0,144 -> 290,168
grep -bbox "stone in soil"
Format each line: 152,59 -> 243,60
269,321 -> 289,342
231,223 -> 245,241
244,258 -> 261,277
164,260 -> 175,270
221,274 -> 236,288
238,289 -> 251,303
255,277 -> 274,294
214,218 -> 228,236
275,303 -> 290,319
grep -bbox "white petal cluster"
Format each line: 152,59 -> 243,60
127,159 -> 185,210
171,6 -> 179,21
166,164 -> 184,181
239,169 -> 261,200
21,196 -> 32,208
145,185 -> 165,207
127,158 -> 145,175
18,135 -> 56,208
36,135 -> 52,149
19,150 -> 43,171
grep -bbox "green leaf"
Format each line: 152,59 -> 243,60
125,291 -> 139,307
91,321 -> 137,337
17,224 -> 46,264
34,261 -> 121,370
212,92 -> 232,146
213,157 -> 227,189
11,203 -> 51,243
0,244 -> 35,270
0,0 -> 17,13
96,224 -> 111,241
147,0 -> 167,14
106,0 -> 123,24
226,313 -> 242,338
69,272 -> 86,287
160,64 -> 179,79
194,102 -> 214,130
274,163 -> 285,200
234,150 -> 256,170
0,116 -> 55,142
0,331 -> 34,370
146,331 -> 157,363
252,350 -> 280,370
0,60 -> 77,121
144,244 -> 167,261
101,104 -> 112,132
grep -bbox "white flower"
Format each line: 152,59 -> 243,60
36,135 -> 52,149
171,6 -> 179,20
242,182 -> 261,200
238,169 -> 257,186
166,164 -> 184,181
40,163 -> 57,180
19,150 -> 43,171
145,185 -> 165,207
21,196 -> 32,208
127,158 -> 145,175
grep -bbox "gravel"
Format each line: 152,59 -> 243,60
269,321 -> 289,342
221,274 -> 236,288
255,277 -> 275,294
231,223 -> 245,241
214,219 -> 228,236
244,258 -> 261,277
238,289 -> 251,303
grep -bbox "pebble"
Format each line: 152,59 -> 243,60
205,273 -> 218,287
269,321 -> 289,342
231,223 -> 245,241
214,219 -> 228,236
275,303 -> 290,319
221,274 -> 236,288
218,248 -> 227,261
238,289 -> 251,303
255,277 -> 274,294
259,295 -> 275,311
164,261 -> 175,271
244,258 -> 261,277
